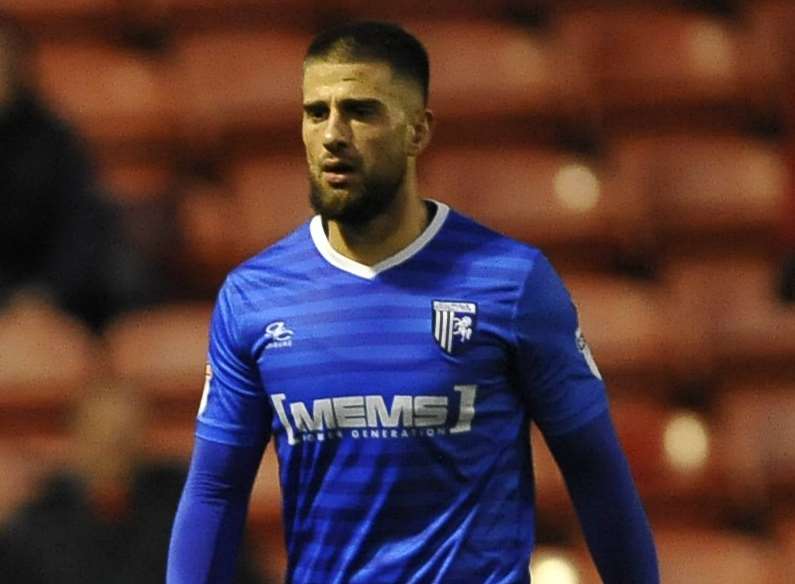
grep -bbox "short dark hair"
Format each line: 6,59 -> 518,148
305,21 -> 430,104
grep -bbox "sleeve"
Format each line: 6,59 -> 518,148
546,411 -> 660,583
197,278 -> 273,447
512,252 -> 608,436
167,437 -> 265,584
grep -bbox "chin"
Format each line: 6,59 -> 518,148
311,185 -> 359,215
308,171 -> 403,227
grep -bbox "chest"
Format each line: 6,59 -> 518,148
254,291 -> 512,399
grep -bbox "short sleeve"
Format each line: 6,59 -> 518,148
196,278 -> 272,447
513,253 -> 608,437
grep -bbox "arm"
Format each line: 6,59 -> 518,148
511,253 -> 657,581
168,278 -> 273,582
167,437 -> 264,584
546,411 -> 659,584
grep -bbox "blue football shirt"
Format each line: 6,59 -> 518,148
196,200 -> 608,583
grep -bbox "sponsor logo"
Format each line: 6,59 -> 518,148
198,363 -> 212,415
264,321 -> 294,350
432,300 -> 477,354
271,385 -> 478,445
576,327 -> 602,380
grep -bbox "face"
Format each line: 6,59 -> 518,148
302,60 -> 426,226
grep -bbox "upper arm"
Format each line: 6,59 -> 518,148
513,253 -> 608,437
197,279 -> 273,448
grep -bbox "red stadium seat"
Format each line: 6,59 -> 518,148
175,179 -> 241,294
745,0 -> 795,100
561,274 -> 675,393
97,155 -> 176,203
559,7 -> 770,124
718,381 -> 795,509
0,436 -> 81,535
228,153 -> 313,257
249,445 -> 287,581
249,446 -> 281,523
660,256 -> 719,383
104,303 -> 212,420
422,146 -> 652,269
610,132 -> 787,253
34,41 -> 177,147
664,254 -> 795,379
552,527 -> 785,584
405,20 -> 591,125
323,0 -> 514,21
0,0 -> 119,27
533,397 -> 723,530
776,512 -> 795,582
143,419 -> 196,461
0,445 -> 52,523
610,399 -> 723,517
152,0 -> 317,26
0,301 -> 98,435
531,426 -> 572,527
654,526 -> 779,584
174,29 -> 310,145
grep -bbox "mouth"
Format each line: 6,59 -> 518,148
321,160 -> 357,186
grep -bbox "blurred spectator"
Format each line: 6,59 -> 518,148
0,16 -> 152,331
0,532 -> 45,584
1,382 -> 265,584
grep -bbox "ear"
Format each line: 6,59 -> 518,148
407,109 -> 434,156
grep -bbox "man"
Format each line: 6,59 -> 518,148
3,383 -> 263,584
0,14 -> 147,331
168,21 -> 659,583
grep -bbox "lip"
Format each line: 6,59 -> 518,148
322,170 -> 355,186
321,158 -> 357,171
320,159 -> 357,186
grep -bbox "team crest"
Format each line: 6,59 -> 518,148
432,300 -> 477,355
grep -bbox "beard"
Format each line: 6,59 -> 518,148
308,161 -> 406,228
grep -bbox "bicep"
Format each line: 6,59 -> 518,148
197,282 -> 273,448
514,253 -> 607,436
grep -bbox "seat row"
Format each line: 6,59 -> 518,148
529,526 -> 794,584
3,252 -> 792,409
24,5 -> 791,151
2,259 -> 795,462
101,134 -> 787,290
2,369 -> 794,583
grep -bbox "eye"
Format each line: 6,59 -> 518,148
303,105 -> 328,122
346,102 -> 380,120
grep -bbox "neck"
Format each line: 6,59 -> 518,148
326,168 -> 429,266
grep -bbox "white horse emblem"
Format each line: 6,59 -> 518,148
452,316 -> 473,342
433,301 -> 477,354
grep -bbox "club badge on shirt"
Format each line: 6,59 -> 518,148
432,300 -> 478,355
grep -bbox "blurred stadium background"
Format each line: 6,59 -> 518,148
1,0 -> 795,582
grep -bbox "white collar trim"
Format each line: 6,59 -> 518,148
309,199 -> 449,280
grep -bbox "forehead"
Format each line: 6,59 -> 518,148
302,61 -> 411,103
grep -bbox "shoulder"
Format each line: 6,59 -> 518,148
438,203 -> 545,280
438,205 -> 572,318
221,220 -> 315,301
212,221 -> 316,344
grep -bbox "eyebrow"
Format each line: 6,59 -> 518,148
302,97 -> 385,110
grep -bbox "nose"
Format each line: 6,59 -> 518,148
322,109 -> 350,153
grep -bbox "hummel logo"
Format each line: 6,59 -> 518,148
265,321 -> 294,350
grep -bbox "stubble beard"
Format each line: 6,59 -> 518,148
308,163 -> 407,228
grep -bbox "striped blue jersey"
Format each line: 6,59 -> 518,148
196,200 -> 608,584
